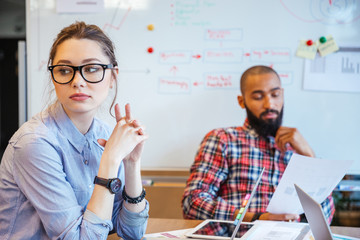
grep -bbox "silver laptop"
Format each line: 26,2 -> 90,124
294,184 -> 358,240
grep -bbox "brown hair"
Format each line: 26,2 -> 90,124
48,21 -> 118,115
240,65 -> 280,95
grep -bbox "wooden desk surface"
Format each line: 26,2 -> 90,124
108,218 -> 360,239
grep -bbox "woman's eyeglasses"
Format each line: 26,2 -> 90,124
48,63 -> 116,84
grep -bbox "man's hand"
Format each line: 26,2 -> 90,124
275,126 -> 315,157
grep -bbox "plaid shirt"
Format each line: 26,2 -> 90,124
182,119 -> 335,223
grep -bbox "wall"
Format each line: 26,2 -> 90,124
26,0 -> 360,173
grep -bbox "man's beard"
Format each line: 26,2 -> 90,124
245,105 -> 283,138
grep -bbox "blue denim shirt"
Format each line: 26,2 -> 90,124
0,103 -> 149,240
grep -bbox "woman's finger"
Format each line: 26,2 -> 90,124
115,103 -> 122,122
97,138 -> 107,147
131,120 -> 145,135
125,103 -> 132,123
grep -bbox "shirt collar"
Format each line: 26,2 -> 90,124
243,118 -> 259,138
52,103 -> 94,153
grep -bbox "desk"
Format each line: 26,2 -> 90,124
108,218 -> 360,239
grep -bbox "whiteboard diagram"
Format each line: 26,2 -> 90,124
27,0 -> 360,172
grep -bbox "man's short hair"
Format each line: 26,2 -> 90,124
240,65 -> 280,95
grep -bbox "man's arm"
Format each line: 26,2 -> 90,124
182,130 -> 237,220
321,194 -> 335,224
275,126 -> 315,157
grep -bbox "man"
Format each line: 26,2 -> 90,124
182,65 -> 334,223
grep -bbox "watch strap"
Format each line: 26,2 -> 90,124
93,176 -> 121,194
94,176 -> 110,187
251,212 -> 263,221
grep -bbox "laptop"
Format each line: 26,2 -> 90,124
294,184 -> 359,240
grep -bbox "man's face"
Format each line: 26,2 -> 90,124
238,72 -> 284,137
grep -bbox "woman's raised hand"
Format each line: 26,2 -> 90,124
98,103 -> 148,167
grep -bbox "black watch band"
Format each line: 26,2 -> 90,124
122,187 -> 146,204
94,176 -> 122,194
251,212 -> 263,221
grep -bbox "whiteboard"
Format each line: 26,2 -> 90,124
26,0 -> 360,174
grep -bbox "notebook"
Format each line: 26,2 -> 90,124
294,184 -> 359,240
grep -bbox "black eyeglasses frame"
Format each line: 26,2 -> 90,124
48,63 -> 116,84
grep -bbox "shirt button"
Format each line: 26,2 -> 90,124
89,184 -> 92,188
84,160 -> 88,165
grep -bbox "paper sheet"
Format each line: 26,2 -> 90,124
143,228 -> 194,239
296,40 -> 318,60
318,35 -> 339,57
56,0 -> 104,13
303,45 -> 360,93
266,154 -> 352,214
245,221 -> 310,240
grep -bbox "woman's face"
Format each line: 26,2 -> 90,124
51,38 -> 116,120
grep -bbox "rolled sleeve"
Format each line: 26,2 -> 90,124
116,200 -> 149,240
83,209 -> 113,230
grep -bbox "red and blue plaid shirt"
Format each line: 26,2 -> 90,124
182,120 -> 335,223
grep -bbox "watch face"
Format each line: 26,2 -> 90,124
110,178 -> 122,193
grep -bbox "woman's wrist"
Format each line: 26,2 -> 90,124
123,160 -> 142,193
123,158 -> 141,170
98,156 -> 121,178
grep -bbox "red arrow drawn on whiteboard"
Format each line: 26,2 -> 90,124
192,54 -> 202,59
169,66 -> 178,75
193,81 -> 204,86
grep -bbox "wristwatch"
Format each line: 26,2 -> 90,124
94,176 -> 122,194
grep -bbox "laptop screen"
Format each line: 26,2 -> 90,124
294,184 -> 334,240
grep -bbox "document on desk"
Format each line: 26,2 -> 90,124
245,221 -> 310,240
267,154 -> 353,214
143,228 -> 194,239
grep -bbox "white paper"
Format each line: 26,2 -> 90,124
303,45 -> 360,93
143,228 -> 194,239
56,0 -> 104,13
245,221 -> 309,240
266,154 -> 353,214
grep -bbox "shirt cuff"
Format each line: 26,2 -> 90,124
119,200 -> 149,226
84,209 -> 113,230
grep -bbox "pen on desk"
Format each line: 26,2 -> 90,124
230,167 -> 265,240
230,168 -> 265,240
234,193 -> 250,225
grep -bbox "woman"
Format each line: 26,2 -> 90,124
0,21 -> 149,239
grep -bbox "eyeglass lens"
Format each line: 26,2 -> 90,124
52,64 -> 105,83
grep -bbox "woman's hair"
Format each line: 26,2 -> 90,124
47,21 -> 118,116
